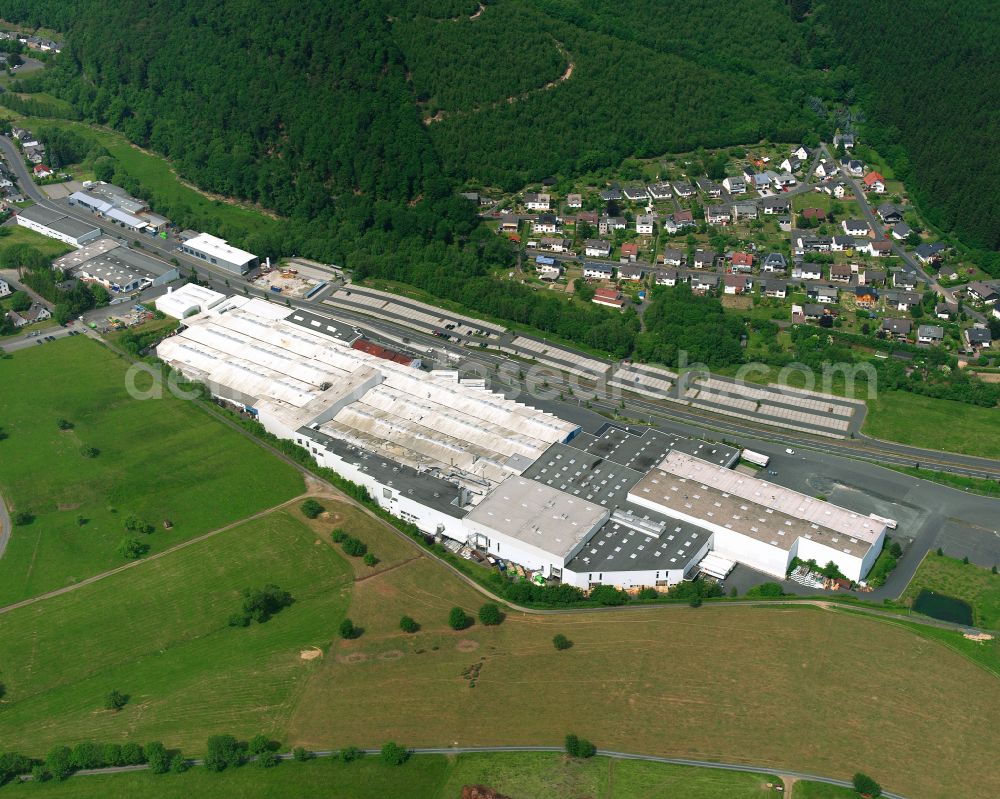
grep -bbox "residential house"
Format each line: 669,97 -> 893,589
792,262 -> 824,281
742,164 -> 758,182
794,234 -> 832,254
761,252 -> 787,273
32,164 -> 53,179
620,243 -> 639,262
830,235 -> 857,252
576,210 -> 599,226
0,277 -> 10,297
877,203 -> 903,224
696,177 -> 722,198
964,326 -> 992,351
499,215 -> 519,233
655,269 -> 680,287
830,263 -> 853,283
23,146 -> 44,165
857,240 -> 893,257
967,281 -> 999,304
832,181 -> 850,199
724,274 -> 751,295
890,222 -> 913,241
584,239 -> 612,258
566,193 -> 583,209
935,302 -> 957,320
752,173 -> 772,191
535,258 -> 562,281
691,273 -> 719,294
881,318 -> 912,339
814,160 -> 832,179
761,278 -> 788,299
722,176 -> 746,194
731,201 -> 758,221
623,185 -> 648,202
538,237 -> 571,253
914,242 -> 947,264
673,182 -> 695,198
525,192 -> 550,211
792,145 -> 811,161
842,219 -> 870,237
780,156 -> 802,173
808,284 -> 839,304
635,214 -> 656,235
662,248 -> 685,267
533,214 -> 559,234
705,204 -> 730,225
583,262 -> 614,280
775,173 -> 796,189
730,252 -> 754,273
841,159 -> 864,177
917,325 -> 944,345
619,265 -> 644,282
598,215 -> 626,236
803,304 -> 832,321
833,132 -> 856,149
862,172 -> 886,193
861,268 -> 885,286
893,268 -> 918,290
761,195 -> 790,215
854,286 -> 879,309
692,251 -> 716,269
599,187 -> 622,202
646,182 -> 673,201
6,304 -> 51,328
673,210 -> 694,227
778,215 -> 792,232
592,287 -> 624,309
884,289 -> 921,311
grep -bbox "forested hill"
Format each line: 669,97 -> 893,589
0,0 -> 995,261
817,0 -> 1000,251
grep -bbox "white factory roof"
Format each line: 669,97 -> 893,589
156,297 -> 578,484
465,477 -> 609,558
106,207 -> 147,228
155,283 -> 226,319
184,232 -> 256,266
656,450 -> 884,543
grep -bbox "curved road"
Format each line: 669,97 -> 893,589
44,746 -> 909,798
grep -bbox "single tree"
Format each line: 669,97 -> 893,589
363,552 -> 379,567
399,615 -> 420,633
45,746 -> 73,781
146,741 -> 169,774
247,734 -> 271,756
170,754 -> 189,773
552,633 -> 572,651
292,747 -> 312,762
117,536 -> 145,560
448,606 -> 472,631
478,603 -> 503,626
120,742 -> 145,765
300,498 -> 324,519
852,772 -> 882,797
56,418 -> 73,430
380,742 -> 409,766
204,734 -> 244,772
339,618 -> 358,639
256,751 -> 279,768
105,689 -> 128,711
339,746 -> 363,763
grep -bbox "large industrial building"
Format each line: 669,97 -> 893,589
179,232 -> 258,274
157,297 -> 890,590
53,238 -> 179,295
16,204 -> 101,247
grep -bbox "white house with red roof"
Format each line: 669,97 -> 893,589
862,171 -> 885,193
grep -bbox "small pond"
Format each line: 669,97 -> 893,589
912,589 -> 973,626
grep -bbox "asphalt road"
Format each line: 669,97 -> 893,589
26,745 -> 909,798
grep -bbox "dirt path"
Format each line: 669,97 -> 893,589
0,488 -> 10,560
424,39 -> 573,125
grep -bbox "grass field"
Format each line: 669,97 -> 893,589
0,222 -> 73,260
887,464 -> 1000,498
863,390 -> 1000,459
900,552 -> 1000,628
0,510 -> 352,753
6,753 -> 782,798
0,336 -> 304,604
16,116 -> 280,243
793,781 -> 857,798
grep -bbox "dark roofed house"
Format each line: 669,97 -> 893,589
881,318 -> 912,339
914,242 -> 947,264
877,203 -> 903,224
762,278 -> 787,299
917,324 -> 944,345
967,281 -> 999,304
623,185 -> 648,201
965,327 -> 992,350
662,247 -> 685,267
692,251 -> 715,269
762,252 -> 787,272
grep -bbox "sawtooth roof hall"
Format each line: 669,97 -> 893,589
157,297 -> 887,590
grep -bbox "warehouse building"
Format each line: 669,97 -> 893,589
53,238 -> 180,295
180,232 -> 258,274
155,283 -> 227,319
16,204 -> 101,247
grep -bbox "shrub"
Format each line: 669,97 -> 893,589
120,742 -> 145,765
380,742 -> 409,766
12,510 -> 32,526
636,587 -> 659,600
46,746 -> 73,781
363,552 -> 379,567
936,547 -> 944,556
589,584 -> 627,606
565,734 -> 596,759
102,743 -> 122,767
292,747 -> 312,762
233,584 -> 293,625
117,536 -> 146,560
146,741 -> 169,774
448,606 -> 472,630
341,536 -> 368,557
80,445 -> 99,458
57,418 -> 73,430
70,742 -> 103,770
170,754 -> 189,773
478,603 -> 503,626
331,528 -> 347,543
552,633 -> 572,650
399,615 -> 420,633
745,582 -> 785,598
339,618 -> 358,639
963,555 -> 970,565
256,751 -> 279,768
340,746 -> 364,763
300,499 -> 324,519
889,541 -> 903,559
247,734 -> 271,756
852,772 -> 882,797
31,764 -> 49,783
204,734 -> 244,772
